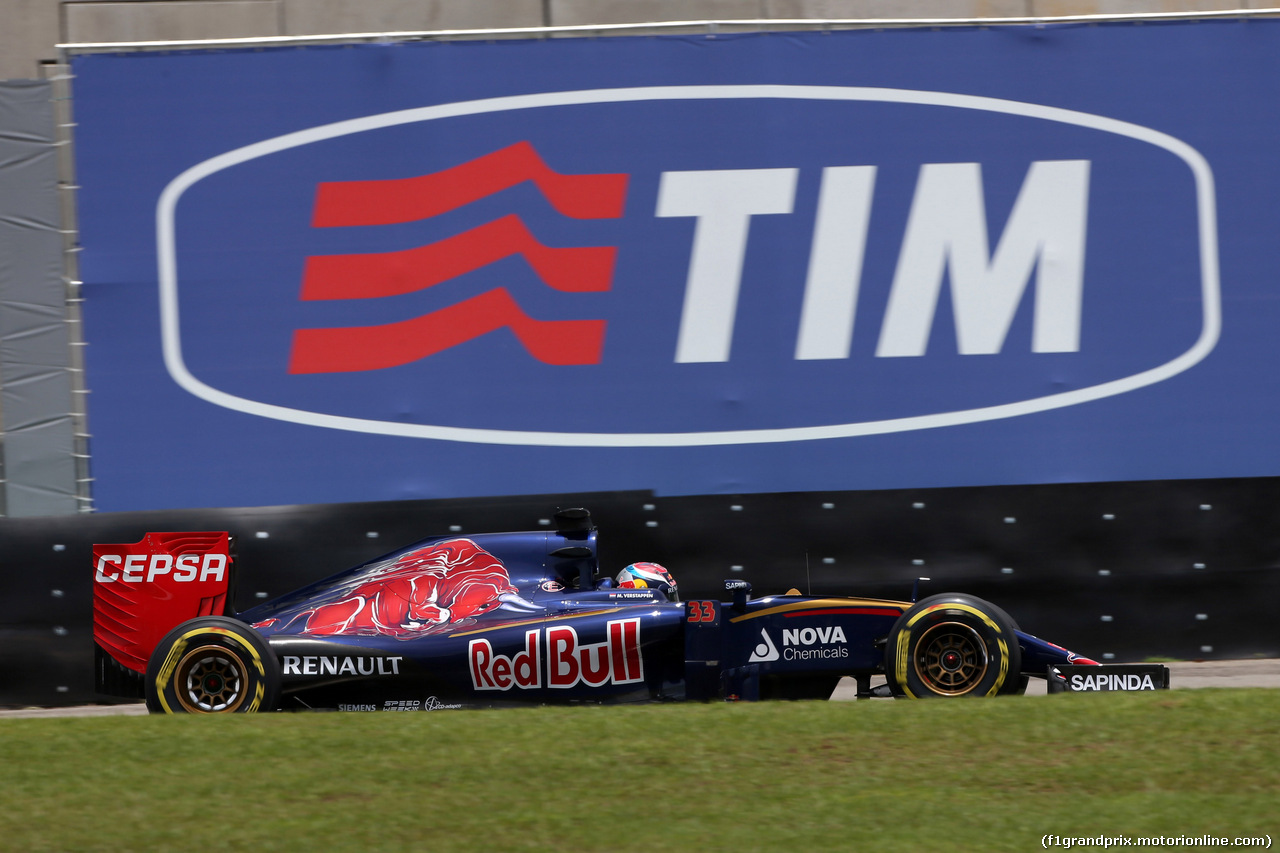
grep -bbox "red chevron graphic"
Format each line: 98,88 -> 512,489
288,288 -> 606,373
301,214 -> 615,300
312,140 -> 628,226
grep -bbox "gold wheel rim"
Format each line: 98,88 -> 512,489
913,621 -> 989,696
175,644 -> 247,713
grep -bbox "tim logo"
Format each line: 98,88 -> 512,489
158,86 -> 1219,446
289,141 -> 626,373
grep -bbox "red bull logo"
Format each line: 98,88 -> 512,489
470,629 -> 542,691
469,618 -> 643,691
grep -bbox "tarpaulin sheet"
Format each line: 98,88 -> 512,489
0,80 -> 78,516
67,22 -> 1280,510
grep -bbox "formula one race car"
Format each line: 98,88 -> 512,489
92,509 -> 1169,713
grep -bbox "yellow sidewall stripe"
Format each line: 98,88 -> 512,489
155,625 -> 267,714
894,602 -> 1010,698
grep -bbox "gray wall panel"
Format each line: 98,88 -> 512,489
0,80 -> 78,516
764,0 -> 1030,16
280,0 -> 542,36
63,1 -> 281,43
1034,0 -> 1244,12
0,0 -> 62,80
548,0 -> 763,25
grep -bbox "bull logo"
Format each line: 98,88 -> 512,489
255,539 -> 539,638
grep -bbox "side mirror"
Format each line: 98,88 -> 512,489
725,579 -> 752,613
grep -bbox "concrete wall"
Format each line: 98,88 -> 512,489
3,0 -> 1278,79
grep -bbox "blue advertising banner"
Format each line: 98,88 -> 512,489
71,22 -> 1280,511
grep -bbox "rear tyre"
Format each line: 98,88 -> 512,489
883,594 -> 1022,698
146,616 -> 280,714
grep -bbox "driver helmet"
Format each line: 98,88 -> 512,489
616,562 -> 678,601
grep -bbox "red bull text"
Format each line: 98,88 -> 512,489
469,618 -> 643,691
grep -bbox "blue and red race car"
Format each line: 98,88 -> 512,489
92,509 -> 1168,713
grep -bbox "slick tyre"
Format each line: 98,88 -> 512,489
146,616 -> 281,714
985,601 -> 1029,696
883,594 -> 1022,698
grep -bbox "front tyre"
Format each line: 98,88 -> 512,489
884,594 -> 1022,698
146,616 -> 281,714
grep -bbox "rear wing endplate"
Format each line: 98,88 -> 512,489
93,532 -> 234,696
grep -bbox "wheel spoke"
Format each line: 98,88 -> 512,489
175,645 -> 248,712
913,621 -> 990,695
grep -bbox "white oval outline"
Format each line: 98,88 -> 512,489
157,84 -> 1220,447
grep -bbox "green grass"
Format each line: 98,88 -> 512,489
1,690 -> 1277,852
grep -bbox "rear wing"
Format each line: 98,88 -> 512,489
93,532 -> 235,697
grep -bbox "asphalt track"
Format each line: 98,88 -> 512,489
1,659 -> 1276,718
